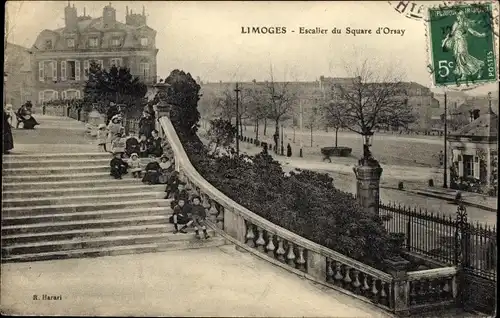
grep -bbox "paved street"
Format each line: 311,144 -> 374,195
232,141 -> 497,226
1,246 -> 391,317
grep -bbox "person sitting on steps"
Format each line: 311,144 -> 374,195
164,171 -> 180,200
169,198 -> 192,234
110,152 -> 128,179
170,181 -> 190,209
142,157 -> 162,185
190,196 -> 210,240
128,153 -> 142,178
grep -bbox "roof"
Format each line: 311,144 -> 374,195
54,17 -> 137,34
450,109 -> 498,138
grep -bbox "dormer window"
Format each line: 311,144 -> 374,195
111,37 -> 121,47
89,37 -> 99,48
140,37 -> 148,46
67,38 -> 75,48
45,40 -> 53,50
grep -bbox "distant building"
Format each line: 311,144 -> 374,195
448,105 -> 498,187
4,42 -> 33,107
198,78 -> 439,132
30,2 -> 158,107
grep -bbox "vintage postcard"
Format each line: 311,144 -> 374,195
2,1 -> 498,317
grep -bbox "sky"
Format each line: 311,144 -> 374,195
5,0 -> 499,94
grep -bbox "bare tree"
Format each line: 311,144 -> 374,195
327,59 -> 415,160
305,107 -> 320,147
264,67 -> 298,150
244,85 -> 268,141
321,100 -> 349,148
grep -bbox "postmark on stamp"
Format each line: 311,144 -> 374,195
426,2 -> 499,87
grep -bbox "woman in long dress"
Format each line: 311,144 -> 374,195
5,104 -> 18,128
17,101 -> 40,129
442,11 -> 487,81
3,109 -> 14,154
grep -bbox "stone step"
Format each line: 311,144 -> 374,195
1,215 -> 170,236
2,172 -> 111,183
2,178 -> 140,191
1,223 -> 174,245
2,184 -> 165,199
1,237 -> 227,263
3,158 -> 111,169
2,230 -> 218,256
2,152 -> 111,162
3,165 -> 109,176
2,199 -> 170,216
2,206 -> 170,226
2,192 -> 163,208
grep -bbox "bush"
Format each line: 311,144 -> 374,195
321,147 -> 352,157
398,182 -> 404,190
428,179 -> 434,187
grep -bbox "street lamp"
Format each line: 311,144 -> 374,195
363,131 -> 374,147
280,124 -> 284,155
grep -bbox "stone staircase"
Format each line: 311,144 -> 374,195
1,152 -> 225,263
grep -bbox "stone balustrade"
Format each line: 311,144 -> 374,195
407,267 -> 458,309
158,115 -> 462,316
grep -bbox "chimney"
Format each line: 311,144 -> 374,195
64,1 -> 78,30
103,3 -> 116,25
142,5 -> 145,16
473,109 -> 480,120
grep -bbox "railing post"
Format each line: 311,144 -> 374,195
385,257 -> 411,316
306,251 -> 326,281
406,213 -> 412,250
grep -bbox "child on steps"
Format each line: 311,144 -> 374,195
128,153 -> 142,178
97,124 -> 108,152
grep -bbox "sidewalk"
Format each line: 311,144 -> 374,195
407,187 -> 497,212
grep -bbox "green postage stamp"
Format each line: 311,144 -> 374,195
427,2 -> 499,87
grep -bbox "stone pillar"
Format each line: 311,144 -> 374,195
353,162 -> 383,215
385,257 -> 410,316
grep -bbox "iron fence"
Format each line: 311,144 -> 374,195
379,201 -> 496,281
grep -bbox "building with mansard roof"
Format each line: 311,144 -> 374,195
30,2 -> 158,107
4,42 -> 33,107
448,99 -> 498,187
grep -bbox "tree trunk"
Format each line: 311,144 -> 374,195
275,119 -> 280,151
263,118 -> 267,135
335,127 -> 339,148
255,119 -> 259,141
310,125 -> 313,147
239,115 -> 243,136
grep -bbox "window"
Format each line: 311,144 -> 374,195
62,89 -> 81,100
89,37 -> 99,48
463,155 -> 474,178
110,58 -> 122,68
45,40 -> 53,49
61,60 -> 80,81
38,90 -> 58,103
139,62 -> 150,79
84,59 -> 103,79
111,38 -> 121,47
67,38 -> 75,48
38,60 -> 57,82
140,37 -> 148,46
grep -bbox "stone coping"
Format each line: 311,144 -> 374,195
159,117 -> 393,283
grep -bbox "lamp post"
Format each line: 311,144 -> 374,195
280,123 -> 284,155
443,92 -> 448,188
234,83 -> 241,156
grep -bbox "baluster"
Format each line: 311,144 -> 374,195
334,262 -> 343,286
286,242 -> 296,267
208,200 -> 218,223
275,237 -> 286,262
351,269 -> 361,293
410,281 -> 417,305
326,259 -> 334,282
255,228 -> 266,252
380,282 -> 387,306
362,274 -> 370,295
266,233 -> 276,257
427,279 -> 435,300
295,246 -> 306,271
417,279 -> 427,303
216,206 -> 224,229
371,278 -> 379,302
343,266 -> 352,289
245,223 -> 255,247
442,277 -> 450,299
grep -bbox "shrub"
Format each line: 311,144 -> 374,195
321,146 -> 352,157
398,182 -> 404,190
177,131 -> 397,269
428,179 -> 434,187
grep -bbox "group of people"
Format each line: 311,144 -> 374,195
3,101 -> 40,154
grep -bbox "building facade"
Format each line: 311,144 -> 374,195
4,42 -> 33,107
30,2 -> 158,107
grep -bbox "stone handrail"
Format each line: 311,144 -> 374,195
159,116 -> 395,312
